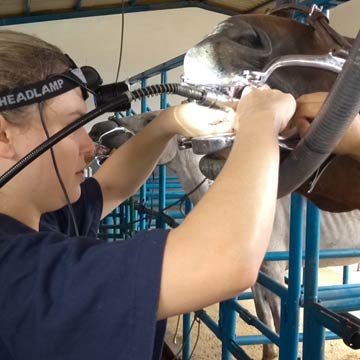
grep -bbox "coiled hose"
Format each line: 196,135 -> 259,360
278,30 -> 360,198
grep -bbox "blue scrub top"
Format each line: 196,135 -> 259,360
0,178 -> 169,360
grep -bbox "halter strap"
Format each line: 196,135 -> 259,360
267,4 -> 352,53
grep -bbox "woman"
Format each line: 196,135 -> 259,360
0,29 -> 299,360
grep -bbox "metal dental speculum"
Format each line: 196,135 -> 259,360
183,52 -> 346,155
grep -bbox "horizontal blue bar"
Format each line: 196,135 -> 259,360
129,54 -> 185,84
234,335 -> 275,345
318,287 -> 360,301
257,272 -> 288,298
145,184 -> 182,189
230,300 -> 280,346
264,248 -> 360,261
195,310 -> 220,338
237,292 -> 254,301
235,331 -> 341,346
196,310 -> 252,359
319,283 -> 360,292
0,2 -> 197,26
320,298 -> 360,312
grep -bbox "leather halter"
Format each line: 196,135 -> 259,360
267,4 -> 352,53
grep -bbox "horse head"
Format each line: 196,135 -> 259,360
184,13 -> 343,97
184,12 -> 360,212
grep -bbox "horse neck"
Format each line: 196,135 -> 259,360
166,148 -> 212,205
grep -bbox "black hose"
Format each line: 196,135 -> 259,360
0,84 -> 205,188
278,30 -> 360,198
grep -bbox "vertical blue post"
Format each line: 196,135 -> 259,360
160,70 -> 168,110
182,313 -> 191,360
139,184 -> 147,230
279,193 -> 304,360
342,266 -> 350,285
139,78 -> 148,230
182,199 -> 193,360
156,71 -> 168,229
115,206 -> 120,237
219,300 -> 236,360
303,201 -> 325,359
156,165 -> 166,229
104,215 -> 113,241
141,78 -> 148,113
184,198 -> 193,214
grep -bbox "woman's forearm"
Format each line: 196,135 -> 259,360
94,111 -> 176,213
159,115 -> 280,317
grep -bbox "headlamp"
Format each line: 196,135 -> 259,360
0,54 -> 130,113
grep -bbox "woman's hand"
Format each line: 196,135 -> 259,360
160,85 -> 295,138
160,101 -> 237,138
292,92 -> 360,159
234,86 -> 296,134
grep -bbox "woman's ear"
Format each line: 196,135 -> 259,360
0,115 -> 16,159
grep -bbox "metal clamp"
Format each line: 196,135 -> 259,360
191,134 -> 235,154
235,53 -> 345,87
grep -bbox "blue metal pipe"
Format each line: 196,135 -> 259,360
279,193 -> 304,360
182,198 -> 193,360
257,271 -> 288,299
147,175 -> 179,182
302,201 -> 325,360
196,310 -> 220,338
230,300 -> 280,346
234,335 -> 275,345
196,310 -> 252,360
141,78 -> 148,113
343,265 -> 350,285
317,287 -> 360,301
182,313 -> 191,360
139,183 -> 147,230
319,298 -> 360,312
319,283 -> 360,291
129,55 -> 184,84
264,248 -> 360,261
160,70 -> 168,110
157,165 -> 166,229
0,2 -> 199,26
219,300 -> 237,360
145,183 -> 182,189
237,292 -> 254,301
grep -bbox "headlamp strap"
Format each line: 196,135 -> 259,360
0,74 -> 82,111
